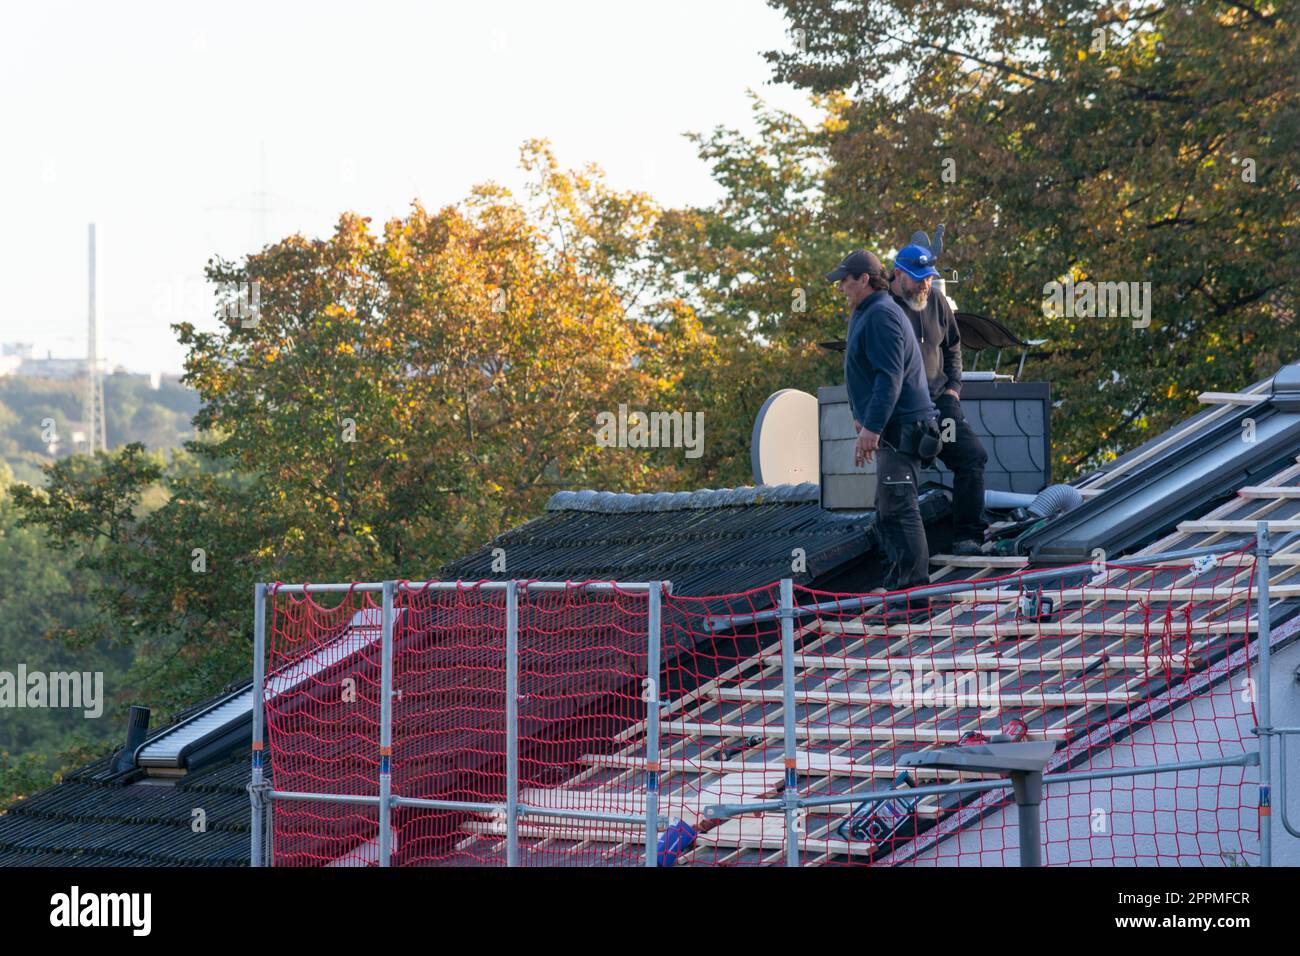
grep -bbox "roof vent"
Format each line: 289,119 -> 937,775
112,705 -> 150,774
1270,364 -> 1300,411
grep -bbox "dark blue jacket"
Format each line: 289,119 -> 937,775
844,290 -> 936,434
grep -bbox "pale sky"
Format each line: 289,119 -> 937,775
0,0 -> 815,375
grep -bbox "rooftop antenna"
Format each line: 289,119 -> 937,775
84,223 -> 108,453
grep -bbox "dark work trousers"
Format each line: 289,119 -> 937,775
874,434 -> 930,592
934,394 -> 989,542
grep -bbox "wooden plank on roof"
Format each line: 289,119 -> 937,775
662,721 -> 1070,742
930,555 -> 1030,568
1197,391 -> 1270,406
580,752 -> 1004,781
758,649 -> 1213,672
1162,552 -> 1300,565
1178,520 -> 1300,533
713,687 -> 1136,708
460,820 -> 643,844
947,585 -> 1295,602
695,817 -> 878,859
806,620 -> 1252,638
802,585 -> 1278,616
1237,487 -> 1300,499
518,771 -> 786,827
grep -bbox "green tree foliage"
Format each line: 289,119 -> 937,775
0,462 -> 132,799
647,96 -> 854,486
762,0 -> 1298,474
9,444 -> 256,717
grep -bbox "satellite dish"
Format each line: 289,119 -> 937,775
751,389 -> 819,486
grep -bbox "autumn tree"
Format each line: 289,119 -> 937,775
14,143 -> 692,714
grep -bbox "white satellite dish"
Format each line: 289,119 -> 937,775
751,389 -> 820,486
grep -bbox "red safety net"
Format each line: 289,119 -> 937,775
393,581 -> 651,866
263,550 -> 1263,867
657,552 -> 1260,866
265,581 -> 653,867
264,585 -> 385,867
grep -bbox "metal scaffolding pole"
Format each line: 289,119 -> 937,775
1255,522 -> 1273,867
379,580 -> 395,867
780,579 -> 800,867
250,583 -> 266,867
645,582 -> 662,867
506,580 -> 520,867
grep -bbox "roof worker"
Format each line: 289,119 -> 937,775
826,249 -> 941,615
889,226 -> 990,556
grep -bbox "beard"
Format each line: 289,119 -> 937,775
905,288 -> 930,311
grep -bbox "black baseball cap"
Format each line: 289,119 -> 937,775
824,250 -> 884,282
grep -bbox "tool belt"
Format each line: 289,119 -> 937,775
884,418 -> 943,467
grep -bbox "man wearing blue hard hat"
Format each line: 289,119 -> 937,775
890,226 -> 989,556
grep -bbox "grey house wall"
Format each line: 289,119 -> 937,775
819,381 -> 1052,511
905,637 -> 1300,867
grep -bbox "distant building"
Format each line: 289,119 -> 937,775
0,342 -> 32,375
0,344 -> 88,380
15,354 -> 87,379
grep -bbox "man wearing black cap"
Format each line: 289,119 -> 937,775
890,237 -> 989,556
826,250 -> 940,604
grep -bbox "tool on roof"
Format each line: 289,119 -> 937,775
960,721 -> 1030,748
837,771 -> 920,844
1018,587 -> 1057,622
1192,554 -> 1220,576
657,818 -> 697,866
720,734 -> 764,760
1001,719 -> 1029,742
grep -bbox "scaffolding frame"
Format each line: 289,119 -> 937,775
249,521 -> 1296,867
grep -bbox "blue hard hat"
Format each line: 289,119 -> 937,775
894,243 -> 941,281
